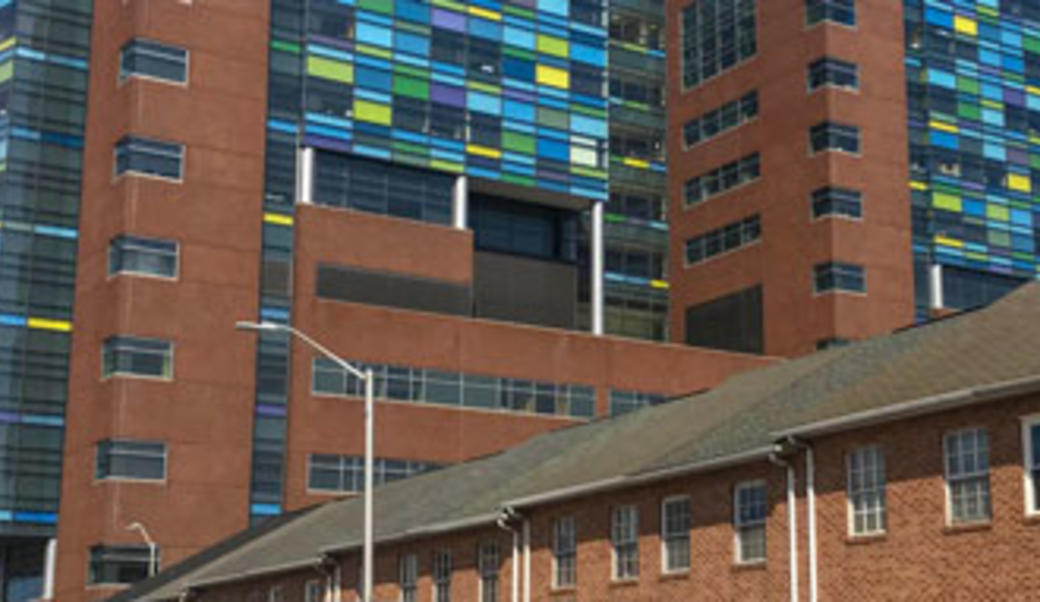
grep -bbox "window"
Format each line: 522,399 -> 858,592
478,542 -> 498,602
809,122 -> 859,154
1023,416 -> 1040,516
307,454 -> 442,493
811,187 -> 861,219
108,235 -> 178,278
682,0 -> 757,89
268,586 -> 284,602
608,390 -> 669,417
807,57 -> 858,91
432,550 -> 451,602
734,481 -> 766,563
304,579 -> 325,602
944,428 -> 991,524
114,136 -> 184,180
813,262 -> 865,293
119,39 -> 188,83
683,153 -> 760,206
399,554 -> 417,602
847,446 -> 886,535
683,91 -> 758,148
96,440 -> 166,481
806,0 -> 855,26
661,497 -> 691,572
611,505 -> 638,579
552,516 -> 576,588
685,215 -> 761,265
102,336 -> 173,379
88,545 -> 156,585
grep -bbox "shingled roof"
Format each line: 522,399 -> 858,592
116,282 -> 1040,601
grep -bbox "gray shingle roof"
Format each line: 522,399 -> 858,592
118,283 -> 1040,601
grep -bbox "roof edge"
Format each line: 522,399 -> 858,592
189,557 -> 322,591
321,511 -> 501,556
502,445 -> 776,510
773,373 -> 1040,440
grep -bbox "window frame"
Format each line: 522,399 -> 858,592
107,235 -> 180,280
95,439 -> 167,483
399,554 -> 418,602
610,504 -> 639,581
806,57 -> 859,93
118,38 -> 190,86
733,480 -> 767,565
87,544 -> 157,586
1022,414 -> 1040,517
551,515 -> 577,589
810,187 -> 863,222
113,136 -> 185,183
804,0 -> 856,28
813,262 -> 866,295
304,579 -> 325,602
660,495 -> 691,574
477,541 -> 499,602
846,445 -> 886,536
809,122 -> 860,156
100,336 -> 175,381
432,549 -> 452,602
943,427 -> 992,526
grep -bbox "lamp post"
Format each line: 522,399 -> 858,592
125,522 -> 157,578
236,321 -> 375,602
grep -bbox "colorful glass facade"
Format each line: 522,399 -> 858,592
904,0 -> 1040,315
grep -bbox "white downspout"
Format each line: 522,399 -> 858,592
807,447 -> 818,602
496,510 -> 520,602
522,520 -> 531,602
41,538 -> 56,600
770,451 -> 798,602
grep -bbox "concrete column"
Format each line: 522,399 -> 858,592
41,538 -> 56,600
929,263 -> 944,310
591,200 -> 605,336
298,146 -> 315,205
452,175 -> 468,230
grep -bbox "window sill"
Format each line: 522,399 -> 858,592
943,521 -> 992,535
1023,514 -> 1040,526
732,560 -> 766,572
550,586 -> 577,595
658,570 -> 690,582
845,532 -> 887,545
608,578 -> 639,588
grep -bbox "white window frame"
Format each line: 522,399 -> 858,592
399,554 -> 417,602
734,480 -> 766,564
610,504 -> 639,580
432,549 -> 451,602
477,541 -> 498,602
304,579 -> 325,602
660,495 -> 691,573
267,586 -> 283,602
551,516 -> 576,589
943,427 -> 992,525
1021,414 -> 1040,517
846,445 -> 886,536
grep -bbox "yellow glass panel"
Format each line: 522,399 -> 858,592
536,34 -> 568,57
535,64 -> 569,89
954,15 -> 978,36
1007,173 -> 1032,193
307,56 -> 354,84
354,100 -> 392,125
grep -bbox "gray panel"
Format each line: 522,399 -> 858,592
473,251 -> 577,329
684,285 -> 763,354
316,264 -> 472,316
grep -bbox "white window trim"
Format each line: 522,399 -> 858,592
1021,414 -> 1040,517
845,445 -> 886,537
107,236 -> 181,282
551,515 -> 576,589
660,495 -> 691,574
733,479 -> 766,565
943,426 -> 991,526
399,553 -> 418,602
610,504 -> 638,581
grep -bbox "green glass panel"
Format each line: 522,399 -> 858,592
502,131 -> 535,154
394,76 -> 429,99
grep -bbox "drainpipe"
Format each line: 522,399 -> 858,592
497,508 -> 521,602
769,449 -> 798,602
806,446 -> 818,602
40,538 -> 56,600
522,519 -> 531,602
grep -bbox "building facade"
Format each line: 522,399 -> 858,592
667,0 -> 1040,357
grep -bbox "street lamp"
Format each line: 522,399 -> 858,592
236,321 -> 375,602
125,522 -> 158,578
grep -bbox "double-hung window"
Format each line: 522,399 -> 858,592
611,505 -> 638,579
1024,416 -> 1040,516
102,336 -> 173,379
114,136 -> 184,181
847,446 -> 886,535
661,496 -> 691,572
734,481 -> 766,563
478,542 -> 499,602
807,57 -> 858,91
814,262 -> 865,294
552,516 -> 576,588
432,550 -> 451,602
945,428 -> 991,524
108,235 -> 178,278
811,187 -> 862,219
304,579 -> 325,602
810,122 -> 860,154
399,554 -> 418,602
119,39 -> 188,83
96,440 -> 167,481
806,0 -> 855,26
